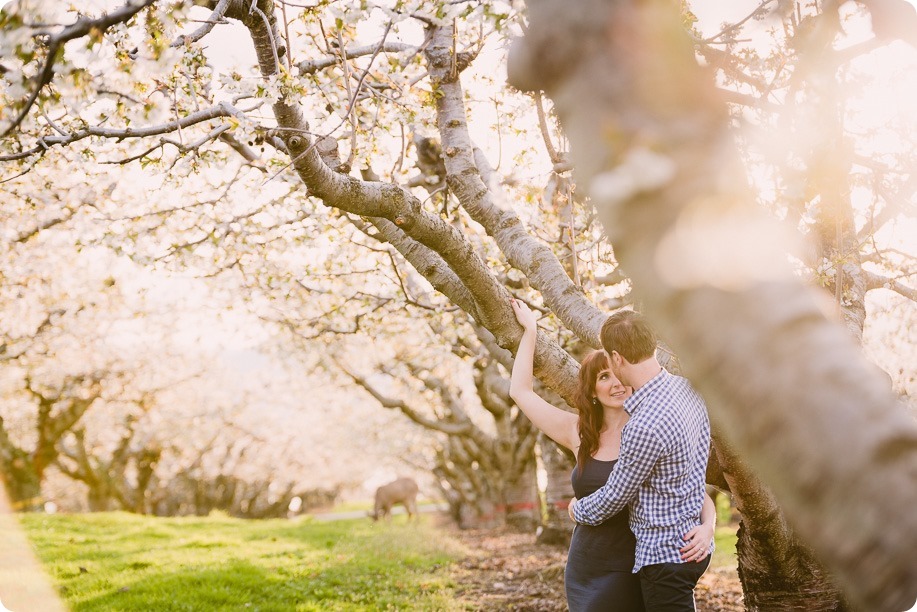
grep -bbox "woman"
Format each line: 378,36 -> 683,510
509,299 -> 715,612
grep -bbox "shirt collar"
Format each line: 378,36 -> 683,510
623,368 -> 669,415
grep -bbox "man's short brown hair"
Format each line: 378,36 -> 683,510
600,310 -> 657,363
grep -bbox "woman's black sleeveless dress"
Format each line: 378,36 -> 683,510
565,458 -> 645,612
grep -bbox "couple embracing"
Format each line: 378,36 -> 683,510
510,302 -> 715,612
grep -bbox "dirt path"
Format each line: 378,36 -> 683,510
0,487 -> 67,612
445,525 -> 745,611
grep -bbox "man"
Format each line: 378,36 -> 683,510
568,309 -> 712,611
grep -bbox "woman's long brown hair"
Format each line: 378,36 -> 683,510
574,350 -> 610,470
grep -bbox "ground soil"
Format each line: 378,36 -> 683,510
446,525 -> 745,611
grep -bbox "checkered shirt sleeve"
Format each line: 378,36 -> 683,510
571,423 -> 665,526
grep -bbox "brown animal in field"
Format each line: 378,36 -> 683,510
369,477 -> 419,521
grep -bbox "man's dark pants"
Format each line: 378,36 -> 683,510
638,556 -> 711,611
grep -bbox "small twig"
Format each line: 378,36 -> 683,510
0,101 -> 250,162
702,0 -> 774,43
533,91 -> 561,164
336,27 -> 358,172
390,122 -> 405,178
280,0 -> 293,70
170,0 -> 231,47
297,41 -> 416,74
100,123 -> 231,164
38,105 -> 70,137
493,97 -> 503,172
566,180 -> 579,286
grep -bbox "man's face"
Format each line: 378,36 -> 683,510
609,351 -> 629,386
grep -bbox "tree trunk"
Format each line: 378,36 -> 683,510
736,521 -> 848,612
0,422 -> 43,511
714,436 -> 848,611
86,486 -> 117,512
536,435 -> 575,546
1,453 -> 42,511
503,460 -> 540,531
434,443 -> 506,529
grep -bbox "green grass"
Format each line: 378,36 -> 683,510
19,512 -> 466,611
711,524 -> 739,569
709,492 -> 739,569
19,510 -> 740,610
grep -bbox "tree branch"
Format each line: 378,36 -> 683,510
171,0 -> 232,47
297,41 -> 416,74
338,364 -> 473,436
0,102 -> 251,162
0,0 -> 156,139
863,268 -> 917,301
425,23 -> 608,348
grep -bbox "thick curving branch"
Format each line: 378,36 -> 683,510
368,209 -> 586,408
237,3 -> 584,406
425,23 -> 608,348
863,268 -> 917,302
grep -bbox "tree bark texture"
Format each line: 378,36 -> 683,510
536,435 -> 575,547
508,1 -> 917,610
425,23 -> 608,348
501,459 -> 540,531
715,435 -> 848,611
669,318 -> 840,608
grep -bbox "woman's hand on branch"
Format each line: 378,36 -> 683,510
510,298 -> 538,334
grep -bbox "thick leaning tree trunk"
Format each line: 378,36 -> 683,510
536,435 -> 576,546
502,460 -> 540,530
0,419 -> 41,509
676,372 -> 848,606
508,2 -> 917,611
434,443 -> 505,529
714,434 -> 848,610
0,450 -> 42,511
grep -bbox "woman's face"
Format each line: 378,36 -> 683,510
593,368 -> 633,409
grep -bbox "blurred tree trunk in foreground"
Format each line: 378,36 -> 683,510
507,1 -> 917,610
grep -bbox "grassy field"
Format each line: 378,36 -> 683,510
18,511 -> 739,611
19,512 -> 465,611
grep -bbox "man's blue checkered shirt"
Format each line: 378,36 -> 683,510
571,369 -> 711,572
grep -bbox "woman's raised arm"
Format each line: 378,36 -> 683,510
509,299 -> 579,452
